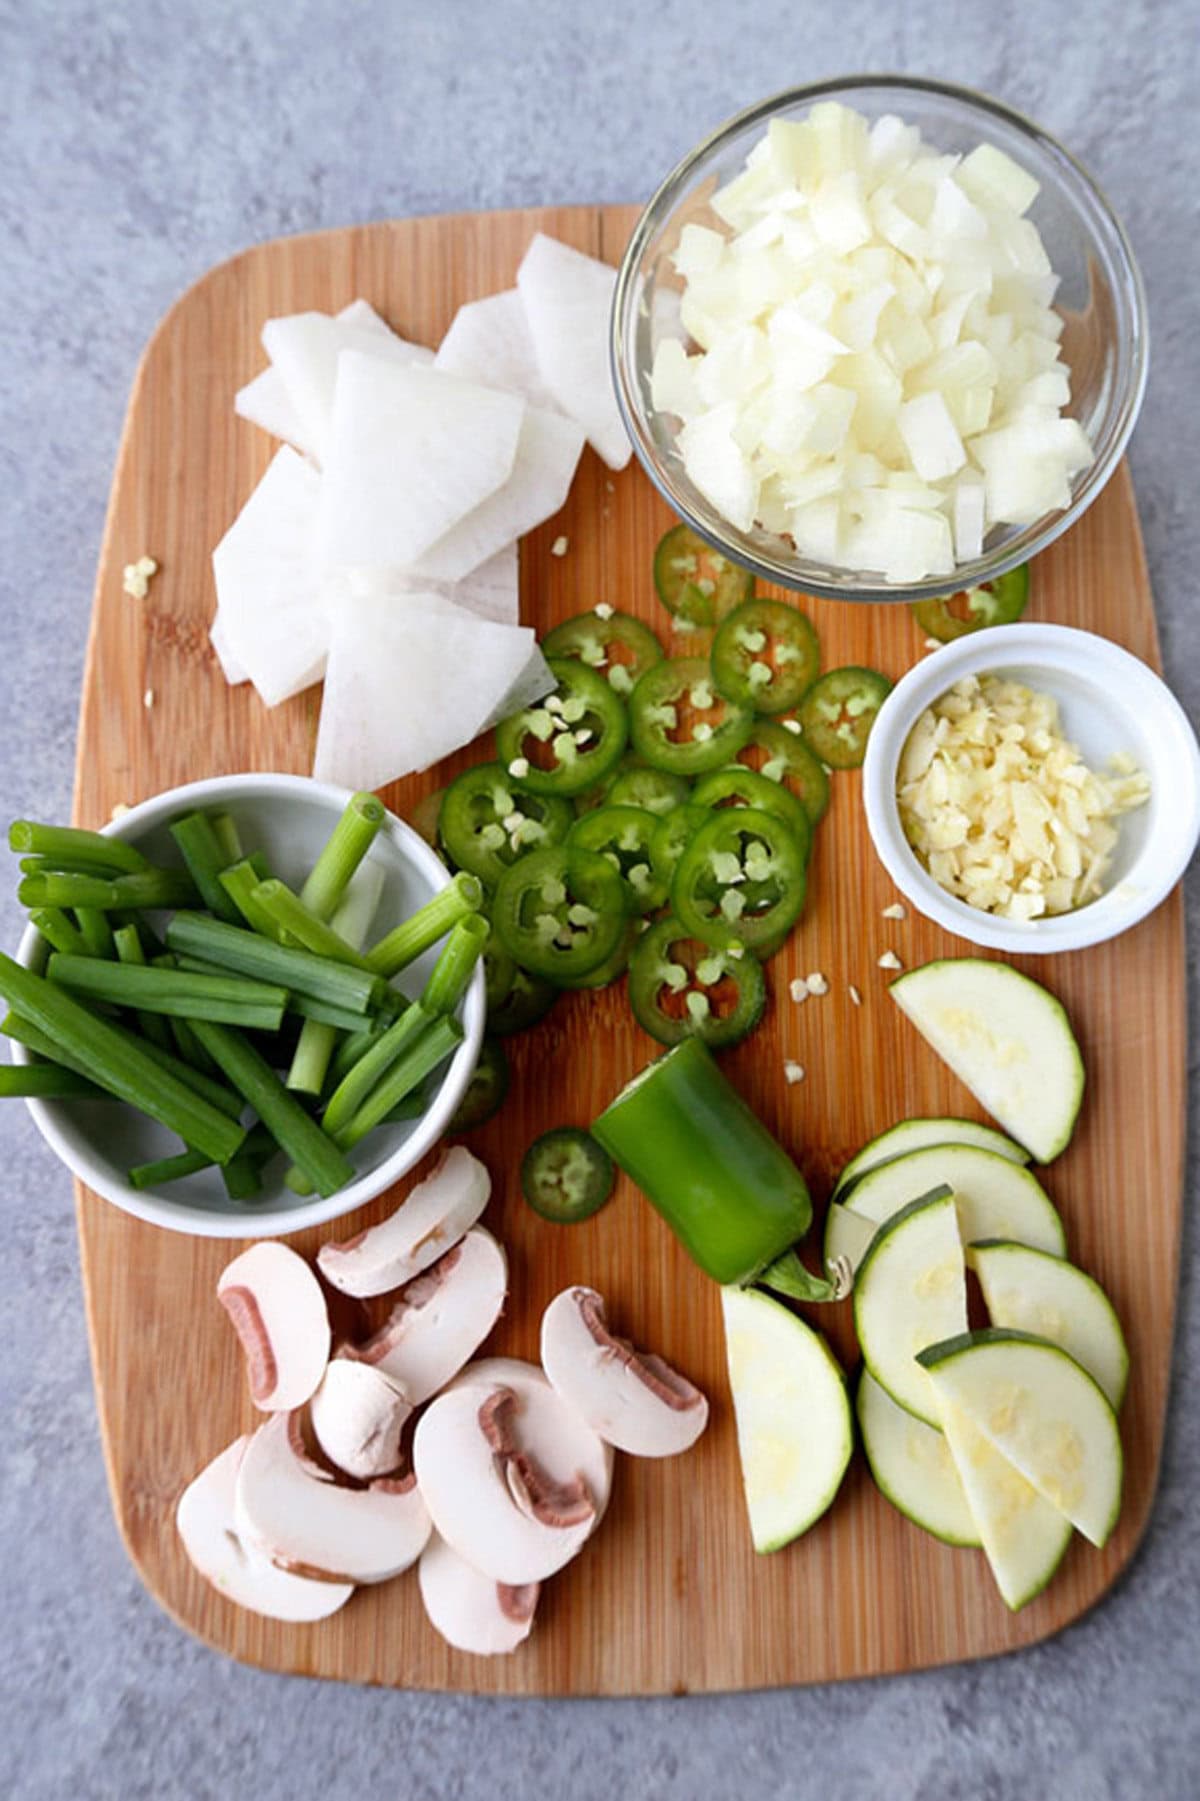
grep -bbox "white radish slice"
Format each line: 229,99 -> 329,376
209,612 -> 248,685
317,1145 -> 491,1299
311,590 -> 544,790
435,288 -> 558,411
403,405 -> 584,584
479,638 -> 555,731
418,1533 -> 539,1656
539,1286 -> 709,1457
211,448 -> 331,707
217,1241 -> 331,1413
316,353 -> 525,569
309,1359 -> 412,1480
516,233 -> 631,469
235,300 -> 410,454
177,1438 -> 353,1622
261,311 -> 433,465
344,541 -> 521,628
343,1226 -> 508,1404
235,1413 -> 432,1583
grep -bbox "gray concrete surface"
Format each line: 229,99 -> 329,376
1,3 -> 1197,1796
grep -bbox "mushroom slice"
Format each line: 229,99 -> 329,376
235,1413 -> 431,1583
540,1287 -> 710,1458
418,1532 -> 539,1656
217,1241 -> 331,1412
176,1438 -> 353,1622
342,1227 -> 508,1403
317,1146 -> 491,1299
309,1359 -> 413,1481
414,1359 -> 613,1584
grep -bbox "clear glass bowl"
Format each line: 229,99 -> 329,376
611,75 -> 1149,604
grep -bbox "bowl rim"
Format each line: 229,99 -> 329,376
11,771 -> 485,1238
611,72 -> 1150,604
861,623 -> 1200,953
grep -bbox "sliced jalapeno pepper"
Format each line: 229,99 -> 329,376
796,666 -> 892,770
629,916 -> 766,1049
649,804 -> 712,890
671,806 -> 807,953
496,659 -> 629,799
450,1037 -> 509,1130
605,765 -> 692,817
408,787 -> 448,854
521,1126 -> 615,1224
567,804 -> 668,914
736,720 -> 830,824
541,610 -> 664,698
482,919 -> 515,1012
555,918 -> 641,990
487,962 -> 558,1036
911,564 -> 1030,642
711,598 -> 820,715
653,523 -> 754,628
492,845 -> 629,981
691,766 -> 812,866
438,763 -> 573,886
629,656 -> 754,777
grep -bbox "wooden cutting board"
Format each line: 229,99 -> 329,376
70,203 -> 1185,1695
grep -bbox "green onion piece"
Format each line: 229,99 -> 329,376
0,1063 -> 111,1100
168,811 -> 242,923
1,1010 -> 244,1118
287,864 -> 386,1096
17,868 -> 198,911
365,873 -> 484,978
8,820 -> 149,874
333,1013 -> 462,1150
326,1021 -> 386,1089
75,908 -> 116,959
187,1020 -> 354,1199
221,1123 -> 280,1200
420,913 -> 489,1016
113,923 -> 174,1050
28,908 -> 90,957
286,1021 -> 337,1098
250,880 -> 375,971
218,860 -> 289,942
165,913 -> 385,1013
288,994 -> 379,1034
46,954 -> 289,1031
321,1003 -> 434,1138
129,1146 -> 214,1189
299,791 -> 386,921
0,953 -> 245,1163
169,1015 -> 221,1076
208,812 -> 243,867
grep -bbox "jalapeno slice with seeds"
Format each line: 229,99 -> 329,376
711,598 -> 821,715
492,845 -> 629,981
796,666 -> 892,770
653,523 -> 754,628
691,766 -> 812,866
496,658 -> 629,799
911,564 -> 1030,643
450,1038 -> 510,1130
521,1126 -> 615,1224
649,804 -> 712,890
736,721 -> 830,825
554,918 -> 641,990
605,766 -> 692,817
629,656 -> 754,777
439,764 -> 573,886
567,804 -> 668,915
541,610 -> 664,698
486,963 -> 558,1036
671,806 -> 807,953
629,916 -> 766,1049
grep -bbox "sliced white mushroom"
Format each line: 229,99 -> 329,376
341,1226 -> 508,1404
217,1241 -> 331,1412
316,1145 -> 491,1298
414,1358 -> 612,1584
418,1532 -> 539,1656
309,1359 -> 412,1480
234,1412 -> 431,1584
540,1287 -> 710,1458
176,1437 -> 353,1622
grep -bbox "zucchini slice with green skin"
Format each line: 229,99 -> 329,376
822,1200 -> 877,1278
889,959 -> 1085,1165
918,1328 -> 1123,1548
832,1116 -> 1030,1202
843,1144 -> 1067,1265
937,1398 -> 1073,1611
967,1241 -> 1129,1411
853,1186 -> 967,1428
721,1285 -> 852,1553
856,1369 -> 980,1548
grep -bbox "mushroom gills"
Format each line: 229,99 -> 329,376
317,1145 -> 492,1298
217,1241 -> 331,1412
310,1359 -> 413,1480
342,1226 -> 508,1403
418,1533 -> 540,1656
540,1286 -> 709,1457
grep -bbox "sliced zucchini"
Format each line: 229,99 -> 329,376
823,1200 -> 877,1277
845,1144 -> 1066,1262
856,1369 -> 980,1548
720,1285 -> 853,1553
890,959 -> 1084,1164
968,1241 -> 1129,1411
938,1399 -> 1073,1611
832,1117 -> 1029,1201
918,1329 -> 1123,1548
852,1186 -> 967,1427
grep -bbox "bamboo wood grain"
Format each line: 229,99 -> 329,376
69,204 -> 1185,1695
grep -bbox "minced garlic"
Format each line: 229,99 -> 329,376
897,673 -> 1150,921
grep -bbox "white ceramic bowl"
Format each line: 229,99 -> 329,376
12,774 -> 485,1237
862,625 -> 1200,953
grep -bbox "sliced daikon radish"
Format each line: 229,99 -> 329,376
516,233 -> 631,469
435,288 -> 557,411
316,354 -> 525,570
209,612 -> 248,686
312,590 -> 545,790
235,300 -> 404,452
344,541 -> 521,628
260,310 -> 433,465
211,448 -> 332,707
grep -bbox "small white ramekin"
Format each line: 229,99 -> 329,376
862,624 -> 1200,954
